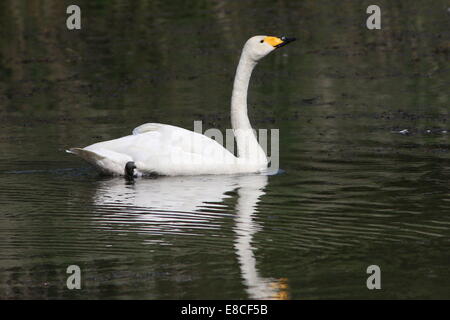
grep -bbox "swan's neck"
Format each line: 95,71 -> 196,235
231,53 -> 267,164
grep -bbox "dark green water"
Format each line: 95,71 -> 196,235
0,0 -> 449,299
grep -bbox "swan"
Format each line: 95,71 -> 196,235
67,35 -> 295,177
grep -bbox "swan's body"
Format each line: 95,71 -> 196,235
67,35 -> 295,176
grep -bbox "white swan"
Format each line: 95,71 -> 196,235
67,35 -> 295,177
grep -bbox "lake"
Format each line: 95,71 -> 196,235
0,0 -> 449,299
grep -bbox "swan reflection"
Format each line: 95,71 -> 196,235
93,174 -> 288,299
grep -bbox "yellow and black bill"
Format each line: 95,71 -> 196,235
264,36 -> 296,48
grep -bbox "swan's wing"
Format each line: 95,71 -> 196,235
132,123 -> 236,159
70,123 -> 238,175
132,123 -> 166,135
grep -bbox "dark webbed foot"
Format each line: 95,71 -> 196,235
125,161 -> 136,179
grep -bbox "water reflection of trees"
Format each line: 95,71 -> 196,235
1,0 -> 447,113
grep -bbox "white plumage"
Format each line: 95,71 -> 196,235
67,35 -> 295,176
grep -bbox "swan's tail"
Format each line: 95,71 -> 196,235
66,147 -> 132,176
66,148 -> 105,163
66,147 -> 110,173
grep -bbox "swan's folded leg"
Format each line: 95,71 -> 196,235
67,147 -> 133,175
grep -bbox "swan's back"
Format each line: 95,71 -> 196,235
79,123 -> 243,176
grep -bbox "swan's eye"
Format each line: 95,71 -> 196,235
260,40 -> 264,43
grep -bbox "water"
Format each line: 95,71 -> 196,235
0,0 -> 449,299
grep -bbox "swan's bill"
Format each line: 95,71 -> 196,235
264,36 -> 296,48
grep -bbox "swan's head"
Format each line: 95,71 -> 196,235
244,35 -> 296,62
